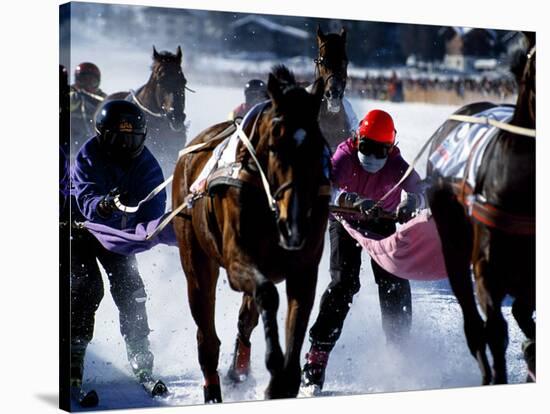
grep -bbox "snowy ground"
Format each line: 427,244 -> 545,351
70,77 -> 530,411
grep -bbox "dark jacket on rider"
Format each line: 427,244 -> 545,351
72,136 -> 166,229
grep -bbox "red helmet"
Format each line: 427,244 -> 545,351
75,62 -> 101,91
357,109 -> 396,145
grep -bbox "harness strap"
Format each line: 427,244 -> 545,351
75,88 -> 105,102
449,181 -> 535,236
113,141 -> 211,213
448,114 -> 536,138
144,192 -> 200,241
365,128 -> 439,214
367,108 -> 536,216
129,89 -> 164,118
234,112 -> 279,213
114,123 -> 237,213
471,198 -> 535,236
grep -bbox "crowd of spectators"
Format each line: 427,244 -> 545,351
347,71 -> 517,102
197,67 -> 517,105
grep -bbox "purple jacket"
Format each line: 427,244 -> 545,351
72,136 -> 166,229
332,138 -> 422,212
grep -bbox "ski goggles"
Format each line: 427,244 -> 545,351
357,138 -> 392,159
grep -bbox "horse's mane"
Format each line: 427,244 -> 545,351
508,43 -> 529,82
156,50 -> 178,59
151,51 -> 181,71
271,65 -> 297,87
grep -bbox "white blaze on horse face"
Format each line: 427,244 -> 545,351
294,128 -> 306,146
326,98 -> 341,113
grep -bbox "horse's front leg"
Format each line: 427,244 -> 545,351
227,293 -> 259,383
280,267 -> 318,398
226,258 -> 284,398
253,276 -> 285,399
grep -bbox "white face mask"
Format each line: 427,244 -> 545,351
358,152 -> 387,173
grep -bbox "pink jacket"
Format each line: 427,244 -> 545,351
332,138 -> 423,211
341,211 -> 447,281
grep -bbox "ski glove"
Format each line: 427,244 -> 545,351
338,192 -> 380,217
353,198 -> 379,217
96,188 -> 120,219
337,192 -> 361,209
396,192 -> 422,223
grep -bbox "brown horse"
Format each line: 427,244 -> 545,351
172,65 -> 329,402
105,46 -> 189,168
315,26 -> 356,152
427,32 -> 535,384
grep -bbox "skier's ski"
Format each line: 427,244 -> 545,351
71,385 -> 99,408
139,372 -> 168,397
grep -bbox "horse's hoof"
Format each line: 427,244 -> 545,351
203,383 -> 222,403
226,368 -> 249,384
522,340 -> 536,381
226,336 -> 251,383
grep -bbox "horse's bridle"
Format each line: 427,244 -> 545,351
129,80 -> 196,120
314,41 -> 348,99
239,105 -> 330,220
130,89 -> 164,118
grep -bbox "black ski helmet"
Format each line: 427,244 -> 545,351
244,79 -> 268,104
95,100 -> 147,161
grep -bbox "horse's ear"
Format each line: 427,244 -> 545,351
176,45 -> 183,63
311,77 -> 325,114
267,73 -> 283,107
340,27 -> 347,43
317,24 -> 325,43
153,46 -> 160,61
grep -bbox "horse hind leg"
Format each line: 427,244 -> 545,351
474,253 -> 508,384
179,240 -> 222,403
226,293 -> 259,383
428,183 -> 492,384
512,297 -> 536,381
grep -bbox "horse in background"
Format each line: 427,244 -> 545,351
426,32 -> 536,384
172,66 -> 329,402
315,26 -> 358,152
105,46 -> 189,171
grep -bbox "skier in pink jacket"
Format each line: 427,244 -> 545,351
302,109 -> 425,394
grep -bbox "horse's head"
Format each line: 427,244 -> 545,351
315,25 -> 348,113
255,65 -> 326,251
150,46 -> 188,131
509,32 -> 535,128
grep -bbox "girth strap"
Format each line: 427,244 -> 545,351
471,198 -> 535,236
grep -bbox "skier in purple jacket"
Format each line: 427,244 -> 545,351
70,100 -> 167,398
302,109 -> 425,394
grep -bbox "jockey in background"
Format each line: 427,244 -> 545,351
228,79 -> 268,120
70,62 -> 107,153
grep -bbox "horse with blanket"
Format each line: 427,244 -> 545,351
426,32 -> 536,384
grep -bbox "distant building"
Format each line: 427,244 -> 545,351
230,15 -> 311,58
439,27 -> 498,71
